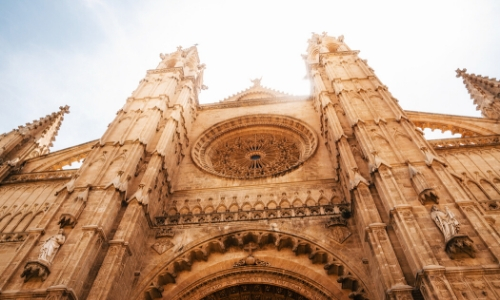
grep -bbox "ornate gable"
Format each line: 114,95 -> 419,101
220,78 -> 291,103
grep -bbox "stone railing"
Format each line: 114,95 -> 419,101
429,135 -> 500,150
2,169 -> 75,184
155,203 -> 350,231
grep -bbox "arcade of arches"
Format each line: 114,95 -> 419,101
1,34 -> 500,300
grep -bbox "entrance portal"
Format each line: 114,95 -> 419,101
201,284 -> 308,300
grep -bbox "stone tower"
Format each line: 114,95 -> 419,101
1,34 -> 500,300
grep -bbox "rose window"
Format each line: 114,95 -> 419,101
192,115 -> 317,179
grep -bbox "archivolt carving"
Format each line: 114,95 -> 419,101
191,115 -> 318,179
142,230 -> 368,300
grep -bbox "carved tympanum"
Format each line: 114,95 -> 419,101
201,284 -> 306,300
192,115 -> 317,179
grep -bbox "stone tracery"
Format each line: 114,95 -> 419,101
192,115 -> 318,179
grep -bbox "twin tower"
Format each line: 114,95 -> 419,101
0,33 -> 500,300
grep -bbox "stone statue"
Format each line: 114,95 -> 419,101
38,230 -> 65,263
430,205 -> 459,242
250,77 -> 262,87
195,64 -> 208,91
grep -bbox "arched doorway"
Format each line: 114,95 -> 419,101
202,284 -> 307,300
137,229 -> 372,300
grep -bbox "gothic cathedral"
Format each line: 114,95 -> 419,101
1,33 -> 500,300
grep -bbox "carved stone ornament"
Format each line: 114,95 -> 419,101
191,115 -> 317,179
233,255 -> 271,267
445,235 -> 476,259
20,260 -> 51,282
38,230 -> 66,263
430,205 -> 476,258
326,216 -> 352,244
233,242 -> 270,267
151,240 -> 174,255
408,163 -> 439,204
22,229 -> 66,281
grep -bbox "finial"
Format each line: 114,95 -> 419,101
455,68 -> 467,78
250,77 -> 262,87
176,45 -> 183,51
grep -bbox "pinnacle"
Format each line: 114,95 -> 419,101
457,68 -> 500,119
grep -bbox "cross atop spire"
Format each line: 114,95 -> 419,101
456,68 -> 500,120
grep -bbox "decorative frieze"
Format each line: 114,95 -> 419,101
2,169 -> 75,184
430,134 -> 500,150
155,203 -> 349,227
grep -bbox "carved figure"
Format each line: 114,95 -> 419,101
195,64 -> 208,91
430,205 -> 459,242
38,230 -> 65,263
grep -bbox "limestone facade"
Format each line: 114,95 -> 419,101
0,34 -> 500,300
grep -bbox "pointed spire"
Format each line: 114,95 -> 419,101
27,105 -> 70,158
0,105 -> 70,163
456,68 -> 500,119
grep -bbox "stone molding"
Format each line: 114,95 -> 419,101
156,203 -> 349,227
430,134 -> 500,150
170,269 -> 333,300
2,169 -> 75,184
198,96 -> 310,110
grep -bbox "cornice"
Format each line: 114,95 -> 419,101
198,96 -> 311,110
2,169 -> 76,185
430,134 -> 500,151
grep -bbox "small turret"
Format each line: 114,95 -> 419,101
456,68 -> 500,120
0,105 -> 69,180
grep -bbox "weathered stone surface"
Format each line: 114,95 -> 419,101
1,34 -> 500,300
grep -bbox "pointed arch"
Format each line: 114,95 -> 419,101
279,199 -> 291,208
480,180 -> 500,200
318,196 -> 330,206
13,212 -> 32,232
0,214 -> 11,232
27,211 -> 44,230
216,204 -> 227,213
228,203 -> 239,213
292,198 -> 303,207
203,205 -> 214,214
253,201 -> 265,210
179,206 -> 190,215
241,202 -> 252,212
306,197 -> 317,207
467,181 -> 489,201
191,205 -> 202,215
267,201 -> 278,210
2,213 -> 22,233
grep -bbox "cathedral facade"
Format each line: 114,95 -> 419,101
1,33 -> 500,300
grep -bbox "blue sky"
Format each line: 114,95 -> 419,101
0,0 -> 499,151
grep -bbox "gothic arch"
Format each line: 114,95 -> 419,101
135,229 -> 372,300
467,181 -> 489,201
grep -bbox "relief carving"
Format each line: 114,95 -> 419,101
152,240 -> 174,255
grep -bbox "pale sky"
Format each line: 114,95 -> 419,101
0,0 -> 499,151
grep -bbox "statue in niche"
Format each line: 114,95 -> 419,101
430,205 -> 476,259
430,205 -> 459,242
38,229 -> 66,263
21,230 -> 66,282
